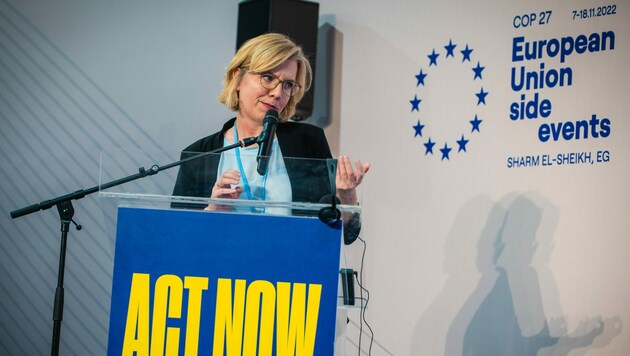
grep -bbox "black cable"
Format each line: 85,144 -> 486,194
356,235 -> 374,355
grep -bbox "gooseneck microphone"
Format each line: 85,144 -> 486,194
257,109 -> 279,175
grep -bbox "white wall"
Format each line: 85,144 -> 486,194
1,0 -> 628,354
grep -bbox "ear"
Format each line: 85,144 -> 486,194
233,68 -> 242,91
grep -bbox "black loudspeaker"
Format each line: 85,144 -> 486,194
237,0 -> 319,120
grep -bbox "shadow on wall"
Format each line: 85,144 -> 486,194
308,19 -> 342,156
412,193 -> 622,355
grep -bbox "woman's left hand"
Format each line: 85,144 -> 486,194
336,155 -> 371,205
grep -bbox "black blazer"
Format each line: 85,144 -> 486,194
171,118 -> 360,244
172,118 -> 334,204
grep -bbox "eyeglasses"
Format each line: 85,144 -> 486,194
249,71 -> 301,97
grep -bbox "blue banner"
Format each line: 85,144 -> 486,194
108,207 -> 342,355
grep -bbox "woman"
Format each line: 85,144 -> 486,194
172,33 -> 369,242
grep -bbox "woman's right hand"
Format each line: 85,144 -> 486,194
211,169 -> 242,198
204,170 -> 242,211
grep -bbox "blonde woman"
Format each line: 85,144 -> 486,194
173,33 -> 369,243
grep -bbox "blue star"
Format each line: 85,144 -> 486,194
456,135 -> 469,152
424,138 -> 436,155
413,120 -> 425,137
461,44 -> 473,62
472,62 -> 485,80
444,39 -> 456,58
415,69 -> 427,86
410,95 -> 421,112
440,143 -> 452,161
475,87 -> 488,105
470,114 -> 483,132
428,49 -> 439,66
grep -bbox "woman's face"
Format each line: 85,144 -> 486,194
236,59 -> 297,124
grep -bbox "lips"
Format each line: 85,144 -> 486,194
260,101 -> 277,111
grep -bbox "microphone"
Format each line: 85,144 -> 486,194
257,109 -> 279,175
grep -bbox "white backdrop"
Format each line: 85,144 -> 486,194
1,0 -> 628,354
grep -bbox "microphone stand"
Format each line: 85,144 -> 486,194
9,136 -> 257,356
318,158 -> 341,225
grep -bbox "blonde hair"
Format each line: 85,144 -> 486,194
218,33 -> 312,121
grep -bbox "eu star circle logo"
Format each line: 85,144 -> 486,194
409,39 -> 489,161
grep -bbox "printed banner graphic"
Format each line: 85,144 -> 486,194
506,6 -> 617,169
408,38 -> 490,162
108,207 -> 342,355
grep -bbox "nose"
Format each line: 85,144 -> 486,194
268,83 -> 284,97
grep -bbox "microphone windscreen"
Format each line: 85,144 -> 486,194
257,109 -> 279,175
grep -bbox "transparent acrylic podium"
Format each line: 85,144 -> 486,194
99,149 -> 363,355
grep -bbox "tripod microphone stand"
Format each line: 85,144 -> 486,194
10,136 -> 257,356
